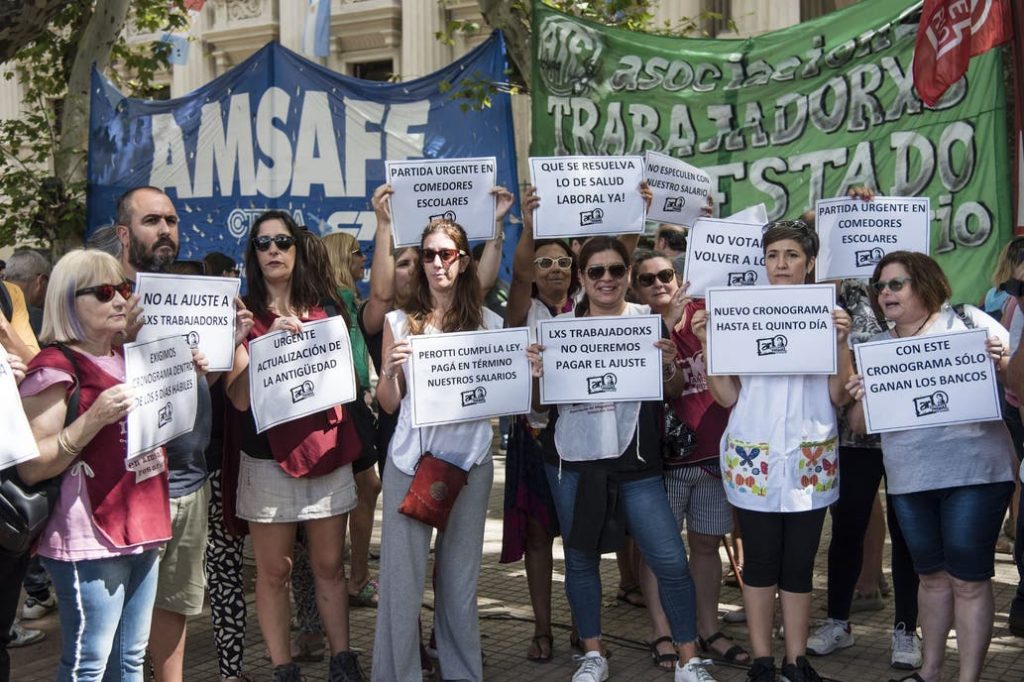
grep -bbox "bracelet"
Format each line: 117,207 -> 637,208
662,363 -> 678,382
57,428 -> 82,458
383,368 -> 398,381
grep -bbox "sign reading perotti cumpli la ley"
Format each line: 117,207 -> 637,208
247,317 -> 356,433
683,218 -> 767,297
815,196 -> 931,281
705,284 -> 837,375
407,327 -> 532,427
385,156 -> 498,247
529,155 -> 646,238
854,328 -> 1001,433
537,314 -> 663,403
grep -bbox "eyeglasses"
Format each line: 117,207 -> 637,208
637,268 -> 676,287
534,256 -> 573,270
252,235 -> 296,252
351,248 -> 364,258
75,281 -> 133,302
762,219 -> 813,234
871,277 -> 912,294
584,264 -> 628,281
420,248 -> 466,266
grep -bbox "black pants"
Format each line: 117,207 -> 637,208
736,507 -> 827,593
826,446 -> 919,629
0,549 -> 30,682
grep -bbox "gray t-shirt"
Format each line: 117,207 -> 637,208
876,304 -> 1016,495
165,374 -> 212,498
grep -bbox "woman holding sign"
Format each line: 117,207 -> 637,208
372,219 -> 503,682
845,251 -> 1015,682
694,220 -> 853,682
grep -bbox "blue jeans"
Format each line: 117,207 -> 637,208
42,551 -> 159,682
545,464 -> 697,643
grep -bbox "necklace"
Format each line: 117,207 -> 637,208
895,313 -> 932,338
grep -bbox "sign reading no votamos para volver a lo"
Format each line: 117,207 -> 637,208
683,218 -> 768,297
537,315 -> 663,404
135,272 -> 241,372
705,285 -> 837,375
407,327 -> 532,428
854,328 -> 1001,433
125,334 -> 198,461
248,316 -> 356,433
0,354 -> 40,470
644,150 -> 711,228
529,155 -> 646,239
385,156 -> 498,247
815,196 -> 931,281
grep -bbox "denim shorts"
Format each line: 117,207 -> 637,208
890,481 -> 1014,581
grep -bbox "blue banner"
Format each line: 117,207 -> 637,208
87,33 -> 520,280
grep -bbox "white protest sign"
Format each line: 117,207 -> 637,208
135,272 -> 240,372
855,329 -> 1000,433
248,316 -> 356,433
407,328 -> 531,427
125,335 -> 198,460
706,285 -> 837,375
537,315 -> 662,404
644,150 -> 711,227
0,355 -> 39,470
815,196 -> 930,281
529,155 -> 646,238
727,203 -> 768,224
386,156 -> 497,247
683,218 -> 767,297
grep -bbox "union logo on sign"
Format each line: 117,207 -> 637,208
926,0 -> 996,59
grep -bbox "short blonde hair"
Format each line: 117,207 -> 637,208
42,249 -> 125,344
321,231 -> 358,293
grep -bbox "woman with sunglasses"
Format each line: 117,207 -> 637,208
845,251 -> 1015,682
630,250 -> 749,670
224,211 -> 365,682
527,236 -> 718,682
372,220 -> 503,682
16,249 -> 207,681
694,220 -> 853,682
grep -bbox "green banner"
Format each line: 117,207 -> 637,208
530,0 -> 1010,303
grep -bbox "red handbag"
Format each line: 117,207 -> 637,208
398,452 -> 468,531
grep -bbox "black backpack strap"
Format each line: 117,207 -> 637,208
0,282 -> 12,323
49,343 -> 82,428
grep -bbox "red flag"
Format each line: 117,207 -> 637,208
913,0 -> 1013,106
183,0 -> 205,11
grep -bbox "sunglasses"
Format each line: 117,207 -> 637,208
252,235 -> 296,251
585,264 -> 628,281
637,268 -> 676,287
75,281 -> 133,302
871,277 -> 912,294
351,248 -> 364,257
762,219 -> 813,234
534,256 -> 573,270
420,248 -> 466,266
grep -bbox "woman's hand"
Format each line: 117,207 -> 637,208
493,186 -> 515,223
846,373 -> 865,402
655,338 -> 677,370
233,297 -> 254,347
382,339 -> 411,380
691,309 -> 709,345
88,384 -> 137,426
639,181 -> 653,212
6,352 -> 26,385
269,315 -> 303,335
372,183 -> 394,224
123,293 -> 144,343
527,343 -> 545,378
522,185 -> 540,233
986,335 -> 1008,364
848,185 -> 876,201
665,282 -> 692,331
833,308 -> 852,345
191,349 -> 210,379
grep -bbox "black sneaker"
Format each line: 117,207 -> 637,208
747,656 -> 776,681
1009,596 -> 1024,637
329,650 -> 366,682
273,663 -> 303,682
780,656 -> 823,682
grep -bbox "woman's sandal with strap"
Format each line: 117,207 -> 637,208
698,631 -> 750,663
526,633 -> 553,663
647,636 -> 679,671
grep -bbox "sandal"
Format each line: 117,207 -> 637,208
615,584 -> 646,608
348,578 -> 379,608
647,636 -> 679,671
526,632 -> 553,663
699,631 -> 750,663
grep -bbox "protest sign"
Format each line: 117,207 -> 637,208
124,335 -> 197,461
0,355 -> 39,470
529,155 -> 646,238
135,272 -> 240,372
816,196 -> 931,281
706,285 -> 837,375
407,328 -> 531,427
644,150 -> 711,227
855,328 -> 1000,433
248,316 -> 356,433
727,204 -> 768,224
683,218 -> 767,296
537,315 -> 662,403
385,156 -> 497,247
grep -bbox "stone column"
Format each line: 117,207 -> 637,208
731,0 -> 800,36
400,0 -> 449,80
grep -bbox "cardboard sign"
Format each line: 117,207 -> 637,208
385,156 -> 497,247
407,328 -> 531,427
706,285 -> 837,375
135,272 -> 240,372
248,316 -> 356,433
815,196 -> 931,281
0,355 -> 39,470
683,218 -> 768,297
529,155 -> 646,238
855,329 -> 1001,433
727,203 -> 768,224
124,335 -> 198,460
644,150 -> 711,227
537,315 -> 663,403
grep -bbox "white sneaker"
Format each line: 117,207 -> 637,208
806,618 -> 854,656
20,594 -> 56,620
571,651 -> 609,682
676,657 -> 718,682
890,623 -> 922,670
